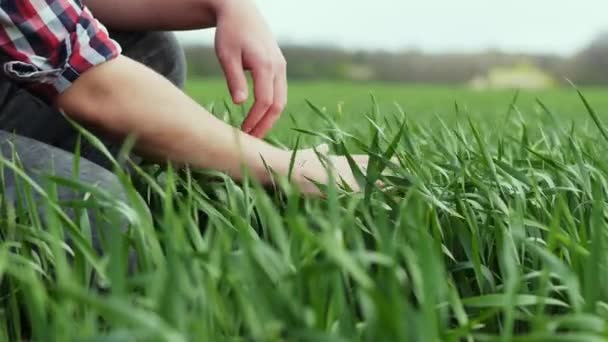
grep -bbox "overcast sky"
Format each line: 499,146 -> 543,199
176,0 -> 608,56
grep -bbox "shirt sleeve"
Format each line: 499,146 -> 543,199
0,0 -> 121,101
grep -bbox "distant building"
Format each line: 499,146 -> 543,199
345,63 -> 376,81
469,63 -> 555,90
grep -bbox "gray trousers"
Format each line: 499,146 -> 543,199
0,31 -> 187,256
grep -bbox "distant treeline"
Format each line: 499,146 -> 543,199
184,32 -> 608,86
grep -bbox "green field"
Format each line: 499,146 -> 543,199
3,81 -> 608,341
187,79 -> 608,141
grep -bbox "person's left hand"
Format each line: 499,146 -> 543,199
214,0 -> 287,138
292,144 -> 371,195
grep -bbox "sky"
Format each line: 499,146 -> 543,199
176,0 -> 608,56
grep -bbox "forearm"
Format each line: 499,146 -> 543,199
57,56 -> 289,183
84,0 -> 224,31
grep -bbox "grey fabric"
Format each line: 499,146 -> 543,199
0,131 -> 124,201
112,31 -> 187,90
0,131 -> 125,254
0,31 -> 187,267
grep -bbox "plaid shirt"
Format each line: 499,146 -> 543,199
0,0 -> 121,101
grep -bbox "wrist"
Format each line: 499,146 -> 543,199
196,0 -> 228,26
207,0 -> 237,19
210,0 -> 257,22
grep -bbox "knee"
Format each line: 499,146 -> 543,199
143,32 -> 187,89
118,31 -> 187,89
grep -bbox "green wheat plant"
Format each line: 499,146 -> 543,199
1,87 -> 608,341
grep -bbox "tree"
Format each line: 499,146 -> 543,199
569,32 -> 608,85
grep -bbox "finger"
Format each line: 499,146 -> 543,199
242,68 -> 274,134
316,144 -> 330,155
353,155 -> 370,165
219,53 -> 249,104
250,66 -> 287,138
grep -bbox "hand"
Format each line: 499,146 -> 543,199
214,0 -> 287,138
291,144 -> 370,195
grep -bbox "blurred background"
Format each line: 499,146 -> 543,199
177,0 -> 608,89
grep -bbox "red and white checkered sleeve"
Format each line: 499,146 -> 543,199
0,0 -> 121,102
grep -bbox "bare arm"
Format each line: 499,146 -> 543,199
83,0 -> 221,31
57,56 -> 369,194
57,55 -> 289,183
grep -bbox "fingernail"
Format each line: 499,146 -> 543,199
234,91 -> 246,103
